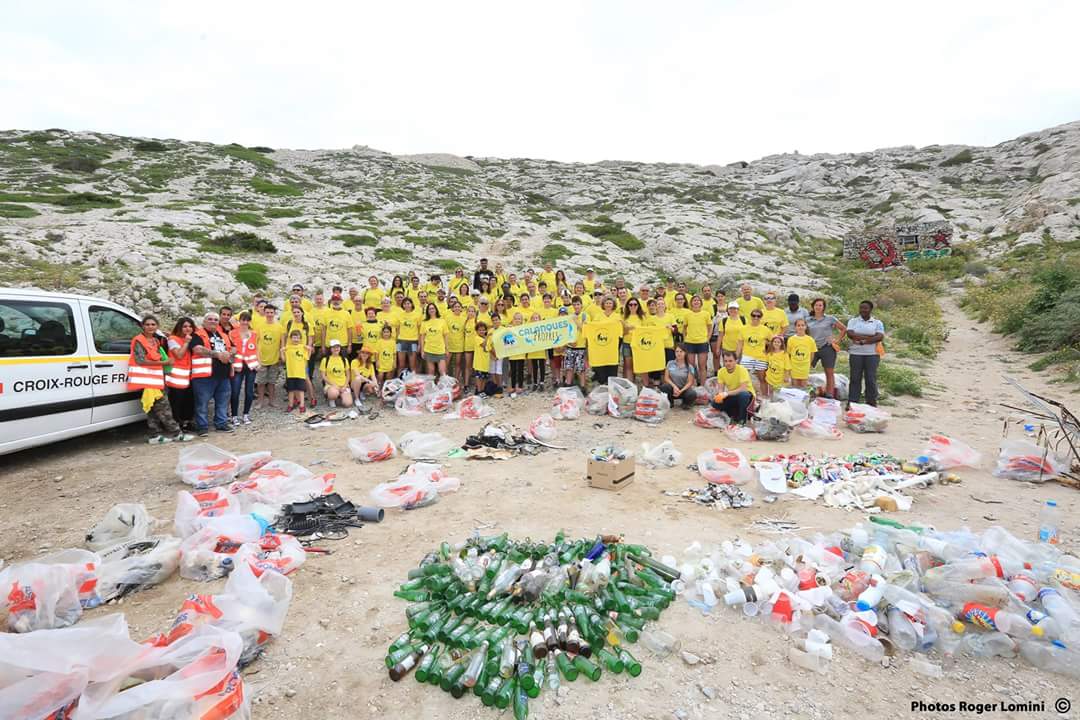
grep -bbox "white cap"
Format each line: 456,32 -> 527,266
728,301 -> 740,309
329,339 -> 341,347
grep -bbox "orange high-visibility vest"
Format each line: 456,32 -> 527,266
229,328 -> 260,371
165,334 -> 192,389
191,327 -> 234,379
127,335 -> 165,391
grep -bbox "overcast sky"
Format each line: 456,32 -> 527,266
3,1 -> 1078,164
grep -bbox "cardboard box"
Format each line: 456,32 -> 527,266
587,455 -> 635,491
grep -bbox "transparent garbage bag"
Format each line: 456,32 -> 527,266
404,373 -> 436,398
528,414 -> 558,442
586,385 -> 610,415
723,424 -> 757,442
425,389 -> 454,413
85,503 -> 152,552
178,515 -> 267,582
993,439 -> 1070,483
751,416 -> 791,441
809,372 -> 849,400
923,434 -> 982,469
176,444 -> 239,488
551,386 -> 585,420
370,476 -> 439,509
844,403 -> 891,433
757,398 -> 808,427
174,488 -> 242,539
698,377 -> 721,405
436,375 -> 462,400
0,558 -> 86,632
395,394 -> 425,416
401,462 -> 461,494
640,440 -> 682,468
607,377 -> 638,418
381,378 -> 405,403
96,536 -> 181,603
697,448 -> 754,485
445,395 -> 495,420
796,419 -> 844,441
634,388 -> 670,425
400,430 -> 458,458
809,397 -> 843,428
348,432 -> 398,462
694,407 -> 730,429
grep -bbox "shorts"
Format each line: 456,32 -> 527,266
740,357 -> 767,372
812,344 -> 837,370
424,352 -> 446,363
473,371 -> 490,381
256,364 -> 282,385
564,347 -> 587,372
285,377 -> 306,392
397,340 -> 418,353
684,342 -> 710,355
620,342 -> 633,358
491,358 -> 504,374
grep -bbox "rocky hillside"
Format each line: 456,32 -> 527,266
1,122 -> 1078,315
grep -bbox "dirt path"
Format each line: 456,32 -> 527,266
1,294 -> 1077,720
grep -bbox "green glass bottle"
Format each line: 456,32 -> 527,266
513,677 -> 529,720
393,588 -> 430,602
572,653 -> 601,681
437,614 -> 463,642
387,631 -> 412,651
385,644 -> 415,668
481,675 -> 503,707
406,601 -> 432,619
448,618 -> 478,644
527,662 -> 544,699
596,647 -> 624,673
617,648 -> 642,677
546,655 -> 560,691
617,613 -> 646,630
399,577 -> 426,591
415,644 -> 441,683
389,644 -> 429,681
632,605 -> 661,621
516,640 -> 536,691
440,540 -> 451,560
554,649 -> 578,681
495,677 -> 513,709
473,665 -> 488,699
440,661 -> 466,693
428,653 -> 450,686
554,529 -> 566,544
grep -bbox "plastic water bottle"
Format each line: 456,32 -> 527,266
961,631 -> 1017,658
1019,640 -> 1080,678
1038,500 -> 1060,545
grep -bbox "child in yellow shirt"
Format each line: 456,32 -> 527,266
764,335 -> 790,397
283,330 -> 309,413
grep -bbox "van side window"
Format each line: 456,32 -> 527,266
89,306 -> 141,354
0,300 -> 78,358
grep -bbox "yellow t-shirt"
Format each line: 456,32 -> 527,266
672,307 -> 689,337
583,278 -> 600,294
360,321 -> 382,350
766,353 -> 790,389
323,309 -> 351,347
376,337 -> 396,374
761,307 -> 789,337
398,311 -> 421,341
309,306 -> 328,347
421,318 -> 448,355
664,291 -> 677,308
683,309 -> 711,344
719,316 -> 744,352
464,317 -> 477,352
342,298 -> 357,314
283,319 -> 309,348
320,355 -> 350,387
539,305 -> 558,321
742,324 -> 772,360
622,313 -> 645,341
585,319 -> 621,367
257,322 -> 284,366
701,298 -> 718,321
651,312 -> 676,349
283,343 -> 308,379
283,297 -> 315,316
362,287 -> 385,310
473,335 -> 491,373
446,311 -> 467,353
251,312 -> 266,333
736,295 -> 766,322
717,364 -> 755,397
571,312 -> 587,349
787,334 -> 818,380
350,357 -> 375,382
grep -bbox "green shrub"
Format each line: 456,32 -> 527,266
337,234 -> 376,247
433,258 -> 462,271
222,211 -> 268,227
251,177 -> 303,196
249,146 -> 274,153
0,203 -> 38,218
538,243 -> 572,263
835,357 -> 923,398
134,140 -> 168,152
157,224 -> 210,242
578,220 -> 644,251
940,149 -> 974,167
264,207 -> 302,218
896,162 -> 930,171
54,156 -> 101,173
56,192 -> 121,210
375,247 -> 413,262
204,231 -> 277,254
235,262 -> 270,289
223,145 -> 276,169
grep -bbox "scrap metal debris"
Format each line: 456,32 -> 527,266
463,423 -> 554,458
664,484 -> 754,509
272,492 -> 370,544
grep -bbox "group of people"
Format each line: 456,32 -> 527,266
125,258 -> 886,441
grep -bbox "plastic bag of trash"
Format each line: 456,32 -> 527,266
178,514 -> 267,582
395,394 -> 425,416
796,419 -> 844,441
640,440 -> 682,468
236,451 -> 272,477
809,372 -> 849,400
993,439 -> 1070,483
349,432 -> 397,462
694,407 -> 730,429
0,558 -> 86,632
445,395 -> 495,420
234,461 -> 335,506
370,475 -> 439,509
86,503 -> 152,551
147,561 -> 291,669
752,416 -> 791,442
381,377 -> 405,403
551,386 -> 585,420
723,424 -> 756,442
923,434 -> 982,469
74,624 -> 248,720
400,430 -> 458,458
844,403 -> 890,433
401,462 -> 461,494
698,377 -> 721,405
528,414 -> 558,442
176,444 -> 239,488
425,389 -> 454,413
586,385 -> 610,415
242,532 -> 307,578
607,377 -> 638,417
96,536 -> 181,603
174,488 -> 242,538
757,398 -> 808,427
634,387 -> 670,425
809,397 -> 843,427
436,374 -> 462,400
697,448 -> 754,485
405,372 -> 436,397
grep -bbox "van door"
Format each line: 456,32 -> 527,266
0,296 -> 91,451
81,301 -> 143,425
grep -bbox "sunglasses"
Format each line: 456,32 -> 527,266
751,313 -> 762,318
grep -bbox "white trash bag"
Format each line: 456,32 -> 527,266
395,394 -> 425,416
178,515 -> 267,582
85,503 -> 152,551
796,419 -> 844,441
586,385 -> 610,415
809,373 -> 849,401
96,536 -> 181,603
370,475 -> 439,509
640,440 -> 682,468
697,448 -> 754,485
723,424 -> 756,443
993,439 -> 1070,483
381,378 -> 405,403
528,414 -> 558,442
922,434 -> 982,469
634,388 -> 670,425
551,386 -> 585,420
698,377 -> 721,405
349,432 -> 397,462
436,374 -> 462,400
0,561 -> 84,632
176,444 -> 240,488
757,398 -> 808,427
401,462 -> 462,494
607,377 -> 638,418
426,389 -> 454,413
694,407 -> 729,429
445,395 -> 496,420
844,403 -> 891,433
174,488 -> 242,539
400,430 -> 458,458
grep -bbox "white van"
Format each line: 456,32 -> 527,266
0,287 -> 146,456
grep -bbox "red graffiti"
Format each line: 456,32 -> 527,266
859,238 -> 901,268
930,231 -> 951,249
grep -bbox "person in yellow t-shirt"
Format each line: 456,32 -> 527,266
740,308 -> 774,395
681,295 -> 712,382
343,287 -> 360,314
651,298 -> 677,361
360,276 -> 384,311
283,330 -> 309,413
472,320 -> 492,395
359,307 -> 383,350
319,339 -> 353,408
463,306 -> 478,389
284,284 -> 314,316
562,296 -> 589,390
310,291 -> 328,353
538,294 -> 558,320
405,276 -> 422,305
375,324 -> 397,382
585,298 -> 622,386
736,284 -> 766,322
582,269 -> 601,294
349,346 -> 379,406
760,292 -> 789,337
621,297 -> 647,382
419,303 -> 449,378
255,304 -> 284,409
671,293 -> 690,342
711,351 -> 755,423
322,297 -> 352,351
523,311 -> 547,390
786,318 -> 818,388
378,297 -> 401,338
764,335 -> 790,398
718,302 -> 745,358
445,302 -> 468,384
396,297 -> 422,374
251,298 -> 267,332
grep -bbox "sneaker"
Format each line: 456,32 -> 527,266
242,414 -> 252,425
299,405 -> 307,414
231,416 -> 241,427
216,424 -> 235,433
354,397 -> 363,408
197,429 -> 209,438
147,435 -> 171,445
175,432 -> 196,442
509,392 -> 518,399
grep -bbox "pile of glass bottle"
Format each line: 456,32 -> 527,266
385,531 -> 677,717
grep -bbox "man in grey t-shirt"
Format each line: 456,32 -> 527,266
784,294 -> 810,338
845,300 -> 885,406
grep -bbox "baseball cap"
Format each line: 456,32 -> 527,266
329,339 -> 341,347
727,301 -> 739,309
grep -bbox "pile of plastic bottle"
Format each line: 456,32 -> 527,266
750,452 -> 912,488
669,518 -> 1080,678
